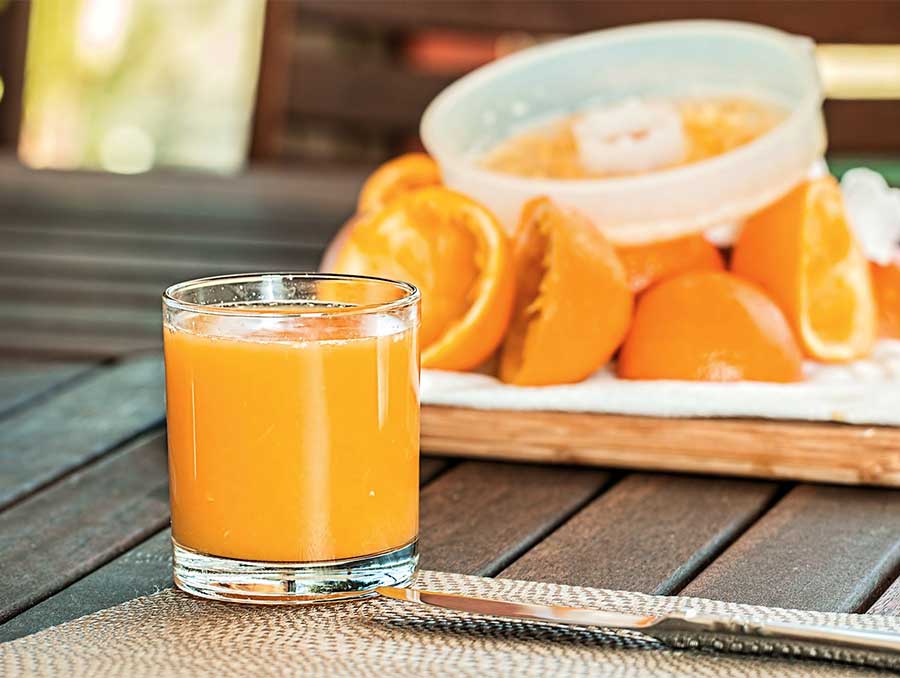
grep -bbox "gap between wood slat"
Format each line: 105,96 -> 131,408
664,481 -> 794,596
499,474 -> 782,595
857,556 -> 900,615
869,569 -> 900,616
680,484 -> 900,612
0,529 -> 173,644
482,473 -> 622,578
0,355 -> 166,510
0,432 -> 170,625
418,461 -> 616,577
1,458 -> 608,641
419,457 -> 456,486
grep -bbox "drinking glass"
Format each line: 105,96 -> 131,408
162,273 -> 420,603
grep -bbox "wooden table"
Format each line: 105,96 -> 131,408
1,158 -> 900,644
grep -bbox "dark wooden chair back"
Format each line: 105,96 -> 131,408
0,2 -> 29,150
250,0 -> 900,166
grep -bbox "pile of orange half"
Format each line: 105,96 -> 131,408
322,153 -> 898,386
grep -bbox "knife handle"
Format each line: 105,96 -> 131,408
646,612 -> 900,670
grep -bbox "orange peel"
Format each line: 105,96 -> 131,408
499,197 -> 633,386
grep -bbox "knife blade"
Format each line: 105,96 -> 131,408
377,585 -> 658,629
376,586 -> 900,670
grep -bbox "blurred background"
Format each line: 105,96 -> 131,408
4,0 -> 900,174
0,0 -> 899,358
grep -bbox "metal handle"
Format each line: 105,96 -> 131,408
817,44 -> 900,99
646,612 -> 900,670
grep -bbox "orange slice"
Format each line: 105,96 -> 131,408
731,176 -> 876,362
872,256 -> 900,338
331,186 -> 515,370
357,153 -> 441,214
618,271 -> 804,382
499,197 -> 633,386
616,234 -> 724,293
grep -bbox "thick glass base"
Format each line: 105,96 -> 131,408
172,538 -> 418,605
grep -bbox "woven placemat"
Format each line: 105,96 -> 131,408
2,570 -> 896,677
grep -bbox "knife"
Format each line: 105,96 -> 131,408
376,586 -> 900,670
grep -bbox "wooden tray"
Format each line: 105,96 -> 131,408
421,405 -> 900,487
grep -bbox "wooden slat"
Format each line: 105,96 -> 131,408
0,219 -> 334,246
0,244 -> 317,280
0,222 -> 328,294
0,227 -> 324,264
421,406 -> 900,487
0,155 -> 366,220
0,355 -> 165,509
0,315 -> 161,359
0,453 -> 453,641
0,331 -> 160,360
298,0 -> 900,42
0,213 -> 344,242
500,474 -> 781,594
419,461 -> 610,575
0,276 -> 164,308
0,433 -> 170,624
0,251 -> 321,288
0,303 -> 161,337
0,529 -> 172,644
681,484 -> 900,612
0,360 -> 94,416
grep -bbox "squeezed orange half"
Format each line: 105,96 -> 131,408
163,318 -> 419,563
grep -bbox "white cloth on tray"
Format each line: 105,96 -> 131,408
421,339 -> 900,426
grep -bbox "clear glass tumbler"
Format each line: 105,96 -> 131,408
162,273 -> 420,603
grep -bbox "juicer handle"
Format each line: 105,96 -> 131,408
816,44 -> 900,99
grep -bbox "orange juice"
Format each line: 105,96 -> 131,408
164,316 -> 419,563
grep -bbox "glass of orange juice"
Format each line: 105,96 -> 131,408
162,273 -> 420,603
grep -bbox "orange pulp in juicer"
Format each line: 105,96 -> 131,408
481,96 -> 785,179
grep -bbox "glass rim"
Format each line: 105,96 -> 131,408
162,272 -> 420,319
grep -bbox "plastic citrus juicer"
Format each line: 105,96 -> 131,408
420,20 -> 900,245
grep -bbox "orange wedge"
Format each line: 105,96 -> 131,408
499,197 -> 633,386
357,153 -> 442,214
616,234 -> 724,293
331,186 -> 515,370
618,271 -> 804,382
872,256 -> 900,338
731,176 -> 876,362
323,155 -> 442,269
